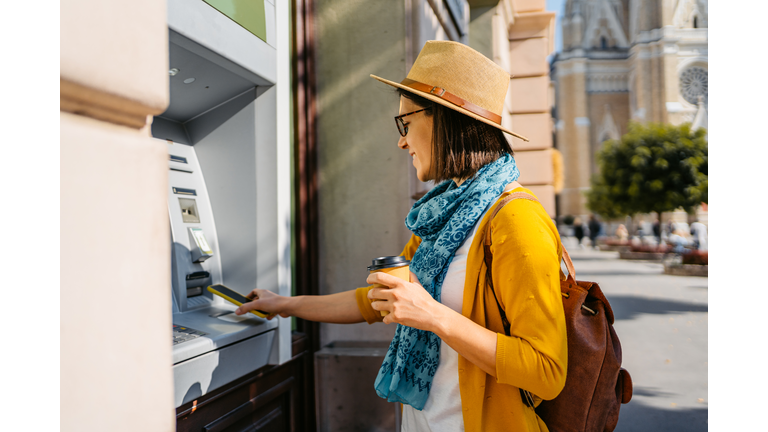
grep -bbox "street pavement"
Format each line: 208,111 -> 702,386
563,237 -> 708,431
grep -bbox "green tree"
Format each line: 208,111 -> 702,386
586,122 -> 708,223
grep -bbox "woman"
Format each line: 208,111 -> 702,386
235,41 -> 567,432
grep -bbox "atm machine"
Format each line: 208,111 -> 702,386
164,140 -> 279,408
152,5 -> 291,409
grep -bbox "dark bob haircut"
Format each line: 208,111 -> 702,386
398,88 -> 513,183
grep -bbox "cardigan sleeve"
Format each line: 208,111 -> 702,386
490,199 -> 568,400
355,234 -> 422,325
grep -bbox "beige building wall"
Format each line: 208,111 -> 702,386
315,0 -> 468,345
61,0 -> 175,431
555,58 -> 591,217
469,0 -> 558,216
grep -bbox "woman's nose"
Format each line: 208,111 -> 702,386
397,135 -> 408,149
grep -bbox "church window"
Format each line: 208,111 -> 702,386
693,17 -> 698,28
679,67 -> 708,106
601,37 -> 608,50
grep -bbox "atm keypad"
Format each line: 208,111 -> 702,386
173,324 -> 207,345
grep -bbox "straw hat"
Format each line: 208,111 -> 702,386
371,40 -> 529,141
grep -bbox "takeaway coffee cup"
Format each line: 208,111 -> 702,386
368,256 -> 411,317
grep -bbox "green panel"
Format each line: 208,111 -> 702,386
203,0 -> 267,42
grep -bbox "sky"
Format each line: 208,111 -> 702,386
546,0 -> 566,53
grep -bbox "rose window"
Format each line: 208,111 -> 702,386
679,67 -> 708,106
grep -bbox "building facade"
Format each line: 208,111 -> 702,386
552,0 -> 708,218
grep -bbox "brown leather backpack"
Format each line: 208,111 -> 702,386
483,192 -> 633,432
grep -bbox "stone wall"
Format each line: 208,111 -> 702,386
60,0 -> 175,430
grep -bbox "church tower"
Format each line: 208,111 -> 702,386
552,0 -> 708,218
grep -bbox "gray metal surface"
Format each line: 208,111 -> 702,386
172,303 -> 277,364
166,141 -> 224,313
167,0 -> 277,83
193,102 -> 261,298
173,329 -> 275,407
162,39 -> 256,123
154,6 -> 292,406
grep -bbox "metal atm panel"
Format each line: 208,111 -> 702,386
153,20 -> 288,408
166,141 -> 277,407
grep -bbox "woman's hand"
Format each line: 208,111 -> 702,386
367,271 -> 445,331
235,288 -> 292,320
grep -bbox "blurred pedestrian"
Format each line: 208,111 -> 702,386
615,224 -> 628,241
690,219 -> 708,251
588,215 -> 601,249
573,217 -> 585,247
666,220 -> 675,239
652,219 -> 661,245
667,229 -> 690,254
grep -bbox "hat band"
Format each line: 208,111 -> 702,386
400,78 -> 502,125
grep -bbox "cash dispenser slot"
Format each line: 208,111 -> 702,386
185,271 -> 211,297
186,270 -> 210,281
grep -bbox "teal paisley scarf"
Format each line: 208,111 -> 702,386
374,153 -> 520,410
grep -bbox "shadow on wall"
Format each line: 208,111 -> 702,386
313,0 -> 408,188
607,295 -> 708,321
183,382 -> 203,403
616,400 -> 707,432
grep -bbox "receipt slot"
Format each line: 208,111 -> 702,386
188,227 -> 213,263
152,26 -> 291,408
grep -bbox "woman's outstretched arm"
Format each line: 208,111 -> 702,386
236,234 -> 423,324
234,288 -> 366,324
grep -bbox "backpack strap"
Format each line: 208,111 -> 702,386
484,193 -> 576,327
483,191 -> 574,409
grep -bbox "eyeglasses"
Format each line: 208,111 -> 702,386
394,108 -> 431,137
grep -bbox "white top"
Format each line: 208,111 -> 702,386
401,203 -> 492,432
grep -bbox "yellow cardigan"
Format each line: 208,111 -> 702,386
355,188 -> 568,432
